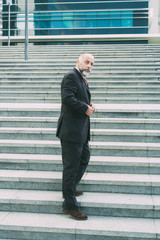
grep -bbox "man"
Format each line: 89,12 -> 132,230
56,53 -> 95,220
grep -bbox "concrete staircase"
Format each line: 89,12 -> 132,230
0,44 -> 160,239
0,44 -> 160,103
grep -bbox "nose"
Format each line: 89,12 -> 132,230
88,62 -> 92,69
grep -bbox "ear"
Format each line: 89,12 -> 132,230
76,59 -> 80,68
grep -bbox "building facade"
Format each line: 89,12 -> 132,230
2,0 -> 18,36
0,0 -> 160,44
34,0 -> 149,36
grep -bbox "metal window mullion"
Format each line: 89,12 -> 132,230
8,3 -> 10,46
25,0 -> 28,60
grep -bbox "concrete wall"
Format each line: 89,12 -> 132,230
149,0 -> 159,34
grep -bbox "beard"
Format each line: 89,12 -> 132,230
79,68 -> 91,77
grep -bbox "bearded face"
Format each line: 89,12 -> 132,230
77,54 -> 94,78
79,63 -> 91,77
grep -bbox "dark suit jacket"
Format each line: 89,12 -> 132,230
56,68 -> 91,143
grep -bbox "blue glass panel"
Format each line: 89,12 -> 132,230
97,19 -> 108,28
62,20 -> 74,28
51,20 -> 62,28
121,19 -> 133,27
74,20 -> 85,28
121,11 -> 133,27
110,11 -> 121,18
110,20 -> 121,27
74,12 -> 84,18
86,20 -> 97,28
98,11 -> 109,19
35,21 -> 51,29
62,12 -> 73,28
85,11 -> 97,19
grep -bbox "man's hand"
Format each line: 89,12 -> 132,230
86,102 -> 95,116
90,102 -> 95,111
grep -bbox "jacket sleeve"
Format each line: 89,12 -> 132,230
61,74 -> 89,114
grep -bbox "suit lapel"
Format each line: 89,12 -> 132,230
74,68 -> 90,90
73,68 -> 91,102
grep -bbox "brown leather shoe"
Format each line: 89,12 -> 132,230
75,190 -> 83,197
63,208 -> 88,220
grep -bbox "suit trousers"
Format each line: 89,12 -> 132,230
61,140 -> 90,210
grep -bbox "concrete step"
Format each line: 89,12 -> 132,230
0,154 -> 160,174
0,139 -> 159,157
1,53 -> 160,58
0,169 -> 160,194
94,104 -> 160,119
93,97 -> 160,104
0,91 -> 159,98
0,103 -> 160,119
1,86 -> 160,93
0,57 -> 160,62
0,189 -> 159,218
0,127 -> 160,142
0,74 -> 159,81
1,66 -> 160,72
0,74 -> 160,80
1,48 -> 160,53
0,98 -> 158,104
0,96 -> 160,104
0,62 -> 159,68
0,78 -> 159,85
0,79 -> 160,85
90,129 -> 160,142
0,116 -> 160,130
92,91 -> 160,97
0,70 -> 159,75
1,49 -> 160,54
0,211 -> 158,240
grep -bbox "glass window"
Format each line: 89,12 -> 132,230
74,20 -> 85,28
74,11 -> 85,28
97,11 -> 109,28
122,19 -> 133,27
62,12 -> 73,28
97,19 -> 108,28
51,20 -> 62,28
50,12 -> 62,28
62,20 -> 74,28
109,11 -> 121,27
98,11 -> 109,19
32,2 -> 148,36
86,20 -> 97,28
121,11 -> 133,27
